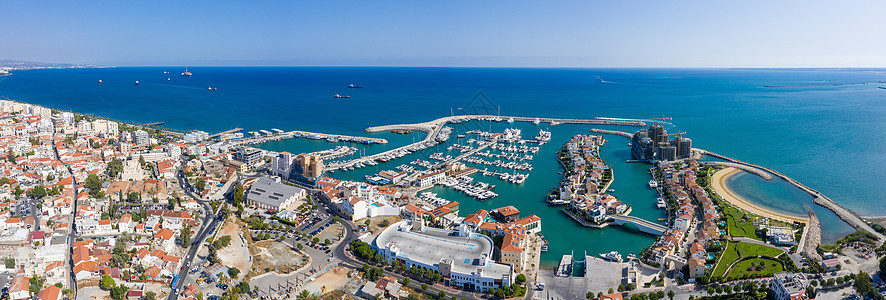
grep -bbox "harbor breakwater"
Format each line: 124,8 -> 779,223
587,127 -> 883,244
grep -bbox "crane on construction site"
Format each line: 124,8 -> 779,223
656,131 -> 687,141
644,115 -> 672,125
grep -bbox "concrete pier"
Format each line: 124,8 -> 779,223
588,128 -> 634,138
209,128 -> 243,138
365,115 -> 647,134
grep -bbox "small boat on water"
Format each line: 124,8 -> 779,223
656,197 -> 667,209
167,78 -> 171,81
134,81 -> 139,86
208,86 -> 218,91
507,117 -> 515,123
648,180 -> 658,189
97,80 -> 102,83
347,84 -> 364,88
600,251 -> 622,262
333,94 -> 350,99
181,67 -> 192,77
533,118 -> 541,125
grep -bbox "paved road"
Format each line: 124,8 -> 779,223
56,145 -> 79,297
167,167 -> 225,300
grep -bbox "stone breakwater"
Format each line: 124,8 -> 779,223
365,115 -> 647,134
803,207 -> 823,262
699,161 -> 773,180
698,149 -> 885,243
572,127 -> 882,244
588,128 -> 633,138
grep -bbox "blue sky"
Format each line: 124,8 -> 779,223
2,1 -> 885,67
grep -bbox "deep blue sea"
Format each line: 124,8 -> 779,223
1,67 -> 883,265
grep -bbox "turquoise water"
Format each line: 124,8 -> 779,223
1,67 -> 881,265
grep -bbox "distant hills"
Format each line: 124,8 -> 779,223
0,59 -> 106,72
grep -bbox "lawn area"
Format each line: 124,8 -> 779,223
736,242 -> 783,257
711,242 -> 784,279
712,242 -> 740,277
722,206 -> 762,241
725,258 -> 784,280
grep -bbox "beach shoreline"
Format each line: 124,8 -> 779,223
711,167 -> 809,224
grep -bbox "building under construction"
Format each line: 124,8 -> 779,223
630,121 -> 692,162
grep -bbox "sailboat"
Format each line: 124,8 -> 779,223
181,67 -> 192,77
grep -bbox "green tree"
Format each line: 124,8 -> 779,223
855,271 -> 873,295
111,285 -> 129,300
297,243 -> 303,250
196,178 -> 206,192
4,258 -> 14,268
668,290 -> 675,300
232,184 -> 244,206
438,291 -> 446,299
421,283 -> 428,293
85,174 -> 104,198
324,238 -> 331,245
180,224 -> 192,246
145,291 -> 156,300
100,275 -> 116,290
516,274 -> 526,284
229,267 -> 240,278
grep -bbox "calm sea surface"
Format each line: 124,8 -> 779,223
2,67 -> 883,266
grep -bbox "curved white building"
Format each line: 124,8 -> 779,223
372,220 -> 513,292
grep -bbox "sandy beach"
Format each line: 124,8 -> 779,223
711,167 -> 809,224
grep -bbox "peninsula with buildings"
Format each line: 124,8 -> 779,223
0,98 -> 882,300
0,60 -> 104,75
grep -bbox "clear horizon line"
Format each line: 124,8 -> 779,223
37,65 -> 886,70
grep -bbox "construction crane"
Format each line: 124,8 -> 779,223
655,131 -> 688,145
644,115 -> 672,125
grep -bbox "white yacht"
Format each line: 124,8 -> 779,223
648,180 -> 658,189
600,251 -> 623,262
